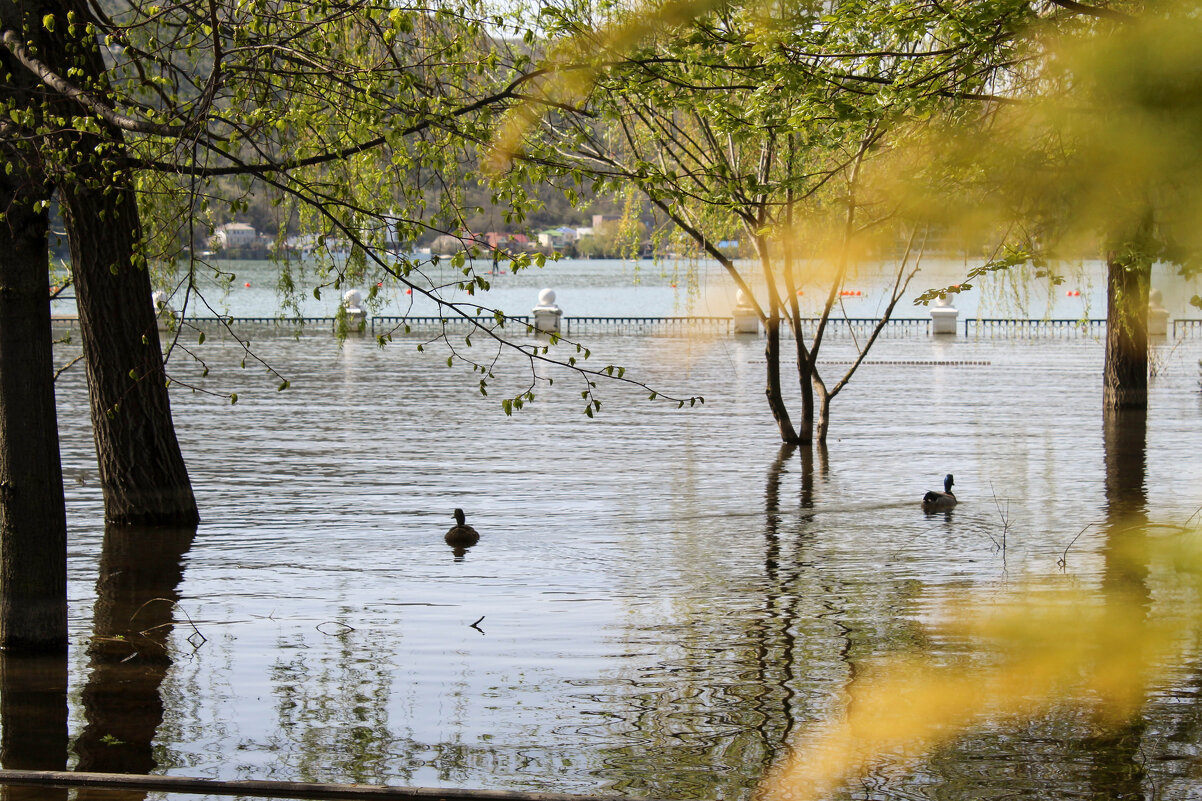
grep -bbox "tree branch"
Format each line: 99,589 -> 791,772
0,29 -> 184,136
1047,0 -> 1133,22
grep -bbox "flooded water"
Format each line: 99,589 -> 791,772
13,311 -> 1199,801
51,256 -> 1202,321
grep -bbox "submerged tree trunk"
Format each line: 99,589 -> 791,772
1103,252 -> 1150,411
61,179 -> 199,526
814,383 -> 832,445
0,172 -> 68,652
1087,407 -> 1149,797
765,315 -> 799,444
795,346 -> 815,446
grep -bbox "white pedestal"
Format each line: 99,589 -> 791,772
533,288 -> 562,335
732,308 -> 759,334
732,289 -> 760,334
930,305 -> 959,335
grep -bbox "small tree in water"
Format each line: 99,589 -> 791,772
490,0 -> 1030,445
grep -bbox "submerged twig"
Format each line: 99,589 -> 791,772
129,597 -> 208,651
316,621 -> 355,636
988,482 -> 1011,563
1058,523 -> 1095,571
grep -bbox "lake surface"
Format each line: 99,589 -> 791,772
50,256 -> 1202,321
20,313 -> 1202,800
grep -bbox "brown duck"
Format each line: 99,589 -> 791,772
445,508 -> 480,548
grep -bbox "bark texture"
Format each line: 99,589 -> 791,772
60,179 -> 199,526
1103,253 -> 1149,410
0,171 -> 68,651
764,316 -> 799,444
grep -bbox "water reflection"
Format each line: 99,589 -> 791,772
28,332 -> 1202,799
74,525 -> 195,800
1086,409 -> 1150,800
0,653 -> 68,801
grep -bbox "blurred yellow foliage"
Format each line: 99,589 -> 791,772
884,0 -> 1202,263
760,527 -> 1202,800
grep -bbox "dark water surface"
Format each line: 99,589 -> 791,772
18,329 -> 1202,799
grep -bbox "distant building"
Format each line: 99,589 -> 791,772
537,227 -> 579,250
481,232 -> 530,250
592,214 -> 620,229
212,222 -> 258,249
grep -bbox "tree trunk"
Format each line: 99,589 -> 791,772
765,316 -> 799,444
814,385 -> 832,445
0,174 -> 68,652
52,0 -> 198,525
1103,252 -> 1149,410
793,332 -> 815,446
60,179 -> 200,526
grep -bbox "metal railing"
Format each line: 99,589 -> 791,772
46,314 -> 1202,340
778,318 -> 931,338
1173,319 -> 1202,337
963,318 -> 1106,338
372,315 -> 531,335
561,316 -> 732,335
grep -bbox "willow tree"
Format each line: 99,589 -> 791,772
496,0 -> 1032,445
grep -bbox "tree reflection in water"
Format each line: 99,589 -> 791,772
74,525 -> 194,801
0,652 -> 68,801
